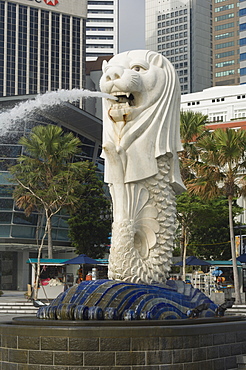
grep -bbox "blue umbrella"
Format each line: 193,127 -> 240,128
63,254 -> 101,265
175,256 -> 211,266
63,254 -> 102,282
237,254 -> 246,263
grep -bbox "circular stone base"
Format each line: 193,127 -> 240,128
0,316 -> 245,369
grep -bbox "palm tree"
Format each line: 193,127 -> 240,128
180,110 -> 208,182
9,124 -> 85,259
179,111 -> 208,278
188,128 -> 246,305
9,125 -> 89,299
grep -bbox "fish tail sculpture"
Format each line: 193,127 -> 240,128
107,156 -> 176,284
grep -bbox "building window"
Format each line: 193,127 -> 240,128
215,4 -> 234,12
240,38 -> 246,46
6,3 -> 17,96
88,1 -> 114,4
215,41 -> 234,49
239,8 -> 246,16
215,60 -> 235,68
87,9 -> 114,14
240,23 -> 246,32
18,5 -> 28,95
87,18 -> 114,22
86,27 -> 113,31
215,50 -> 235,59
215,69 -> 235,77
215,32 -> 234,40
240,52 -> 246,61
240,67 -> 246,76
215,22 -> 234,31
215,13 -> 234,21
86,44 -> 113,48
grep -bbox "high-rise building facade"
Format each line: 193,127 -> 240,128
0,0 -> 108,290
213,0 -> 240,86
239,0 -> 246,84
0,0 -> 87,97
146,0 -> 213,94
86,0 -> 118,61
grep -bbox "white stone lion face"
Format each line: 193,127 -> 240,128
100,51 -> 166,123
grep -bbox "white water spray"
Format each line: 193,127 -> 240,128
0,88 -> 116,133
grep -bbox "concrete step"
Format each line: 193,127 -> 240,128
228,355 -> 246,369
225,305 -> 246,316
0,302 -> 33,307
0,301 -> 40,314
236,355 -> 246,369
226,309 -> 246,314
0,308 -> 38,311
0,309 -> 38,314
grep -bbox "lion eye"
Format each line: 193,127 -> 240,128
131,65 -> 145,72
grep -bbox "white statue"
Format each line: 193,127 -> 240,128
100,50 -> 185,284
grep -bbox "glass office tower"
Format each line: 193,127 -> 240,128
0,0 -> 107,290
0,0 -> 87,97
213,0 -> 240,86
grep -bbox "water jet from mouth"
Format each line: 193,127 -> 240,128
0,88 -> 116,134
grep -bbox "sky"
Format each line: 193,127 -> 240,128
119,0 -> 145,53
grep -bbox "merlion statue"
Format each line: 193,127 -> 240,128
37,50 -> 219,322
100,50 -> 185,284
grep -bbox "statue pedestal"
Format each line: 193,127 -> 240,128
0,316 -> 245,369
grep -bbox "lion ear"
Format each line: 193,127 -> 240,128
102,60 -> 108,73
149,53 -> 164,68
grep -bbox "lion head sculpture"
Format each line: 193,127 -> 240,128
100,50 -> 185,193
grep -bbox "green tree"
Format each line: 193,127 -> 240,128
68,161 -> 112,259
179,111 -> 208,277
9,125 -> 88,298
188,128 -> 246,304
176,193 -> 242,260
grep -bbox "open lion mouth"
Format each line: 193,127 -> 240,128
106,91 -> 138,123
109,92 -> 135,107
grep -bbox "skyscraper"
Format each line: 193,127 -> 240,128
0,0 -> 106,290
86,0 -> 118,61
145,0 -> 213,94
240,0 -> 246,84
213,0 -> 240,86
0,0 -> 87,97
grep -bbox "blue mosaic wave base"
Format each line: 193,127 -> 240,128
37,279 -> 218,321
